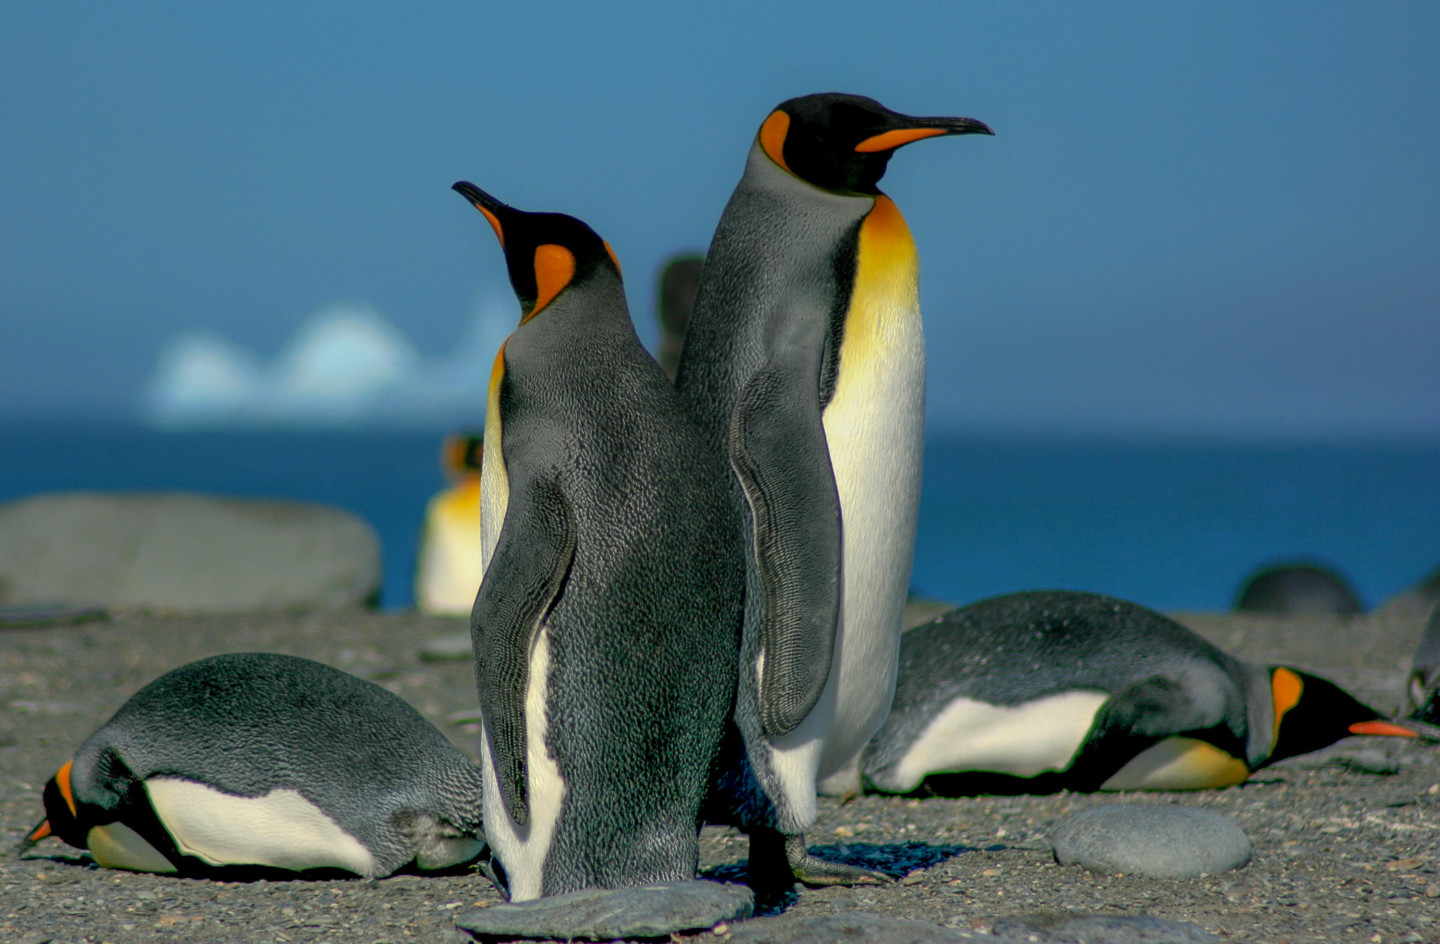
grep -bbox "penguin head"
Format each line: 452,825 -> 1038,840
756,92 -> 993,195
440,433 -> 483,483
1266,666 -> 1417,764
453,182 -> 622,322
16,761 -> 88,855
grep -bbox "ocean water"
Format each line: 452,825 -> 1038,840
2,422 -> 1437,614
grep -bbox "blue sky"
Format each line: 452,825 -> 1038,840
3,3 -> 1438,436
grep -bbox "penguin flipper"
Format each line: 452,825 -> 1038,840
1068,676 -> 1226,789
470,477 -> 576,827
730,366 -> 842,738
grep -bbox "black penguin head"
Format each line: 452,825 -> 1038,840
453,182 -> 622,322
16,761 -> 88,855
756,92 -> 994,195
1267,666 -> 1417,764
440,433 -> 483,482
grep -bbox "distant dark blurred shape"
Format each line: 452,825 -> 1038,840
1407,600 -> 1440,724
655,253 -> 703,380
1233,560 -> 1364,615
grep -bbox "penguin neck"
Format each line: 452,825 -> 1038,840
742,142 -> 876,209
1239,661 -> 1279,765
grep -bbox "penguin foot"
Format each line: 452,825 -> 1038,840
787,849 -> 892,888
747,830 -> 892,890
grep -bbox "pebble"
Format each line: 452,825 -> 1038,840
1051,805 -> 1251,879
453,880 -> 752,941
419,632 -> 474,662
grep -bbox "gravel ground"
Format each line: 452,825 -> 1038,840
2,605 -> 1437,944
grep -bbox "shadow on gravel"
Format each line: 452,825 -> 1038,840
703,841 -> 973,915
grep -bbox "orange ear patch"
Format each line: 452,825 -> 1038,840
524,244 -> 575,321
1272,667 -> 1303,741
855,127 -> 948,153
759,110 -> 792,172
602,241 -> 622,275
56,760 -> 77,816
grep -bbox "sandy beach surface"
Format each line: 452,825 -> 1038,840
2,604 -> 1437,943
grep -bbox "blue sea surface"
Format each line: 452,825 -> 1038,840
2,422 -> 1437,614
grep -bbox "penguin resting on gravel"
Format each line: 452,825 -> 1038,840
16,652 -> 486,878
851,590 -> 1418,796
675,92 -> 992,888
454,183 -> 742,901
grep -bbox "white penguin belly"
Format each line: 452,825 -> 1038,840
813,197 -> 926,780
143,778 -> 377,876
480,626 -> 565,902
878,692 -> 1110,793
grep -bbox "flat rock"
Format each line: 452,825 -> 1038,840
0,492 -> 380,612
992,914 -> 1218,943
455,880 -> 753,942
1052,805 -> 1250,878
726,912 -> 971,943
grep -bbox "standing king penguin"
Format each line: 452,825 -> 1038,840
455,183 -> 743,901
675,93 -> 992,885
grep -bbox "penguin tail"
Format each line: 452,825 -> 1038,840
15,818 -> 51,856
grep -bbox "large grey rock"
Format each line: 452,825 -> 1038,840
455,880 -> 753,942
1052,805 -> 1251,878
0,492 -> 380,612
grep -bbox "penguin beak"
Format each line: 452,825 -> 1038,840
15,818 -> 51,856
1348,719 -> 1421,739
855,116 -> 995,153
453,181 -> 509,247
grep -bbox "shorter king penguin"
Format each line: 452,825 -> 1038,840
853,590 -> 1417,795
414,432 -> 485,615
454,183 -> 742,901
17,653 -> 485,878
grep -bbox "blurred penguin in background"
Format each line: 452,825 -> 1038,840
414,433 -> 485,615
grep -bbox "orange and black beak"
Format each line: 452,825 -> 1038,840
854,115 -> 995,153
15,818 -> 52,856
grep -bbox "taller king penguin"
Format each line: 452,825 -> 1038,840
677,93 -> 992,885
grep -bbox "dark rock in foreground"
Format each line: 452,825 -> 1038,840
1052,805 -> 1251,878
454,880 -> 753,942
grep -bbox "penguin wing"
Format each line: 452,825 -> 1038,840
470,476 -> 576,827
1066,675 -> 1226,788
730,364 -> 842,738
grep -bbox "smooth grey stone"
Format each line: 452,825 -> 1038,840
0,492 -> 380,612
727,912 -> 973,943
993,914 -> 1219,943
1052,805 -> 1251,878
419,631 -> 474,661
455,880 -> 752,942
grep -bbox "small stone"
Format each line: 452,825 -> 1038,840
1426,884 -> 1440,898
454,880 -> 752,942
420,633 -> 474,662
1051,805 -> 1251,879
